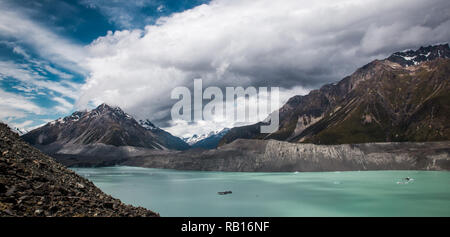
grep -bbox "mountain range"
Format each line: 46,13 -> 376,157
182,128 -> 230,149
16,43 -> 450,170
219,44 -> 450,146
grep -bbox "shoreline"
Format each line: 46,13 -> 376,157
50,139 -> 450,172
73,165 -> 450,173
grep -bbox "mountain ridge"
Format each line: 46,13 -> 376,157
56,138 -> 450,172
183,128 -> 230,149
220,44 -> 450,146
21,103 -> 190,155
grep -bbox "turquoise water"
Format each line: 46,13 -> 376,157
72,166 -> 450,217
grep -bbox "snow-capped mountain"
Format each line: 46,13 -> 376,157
183,133 -> 211,145
138,118 -> 191,150
387,43 -> 449,66
22,103 -> 190,151
11,127 -> 29,136
183,128 -> 230,149
220,44 -> 450,146
139,119 -> 158,131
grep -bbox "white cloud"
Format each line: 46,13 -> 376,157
77,0 -> 450,136
12,46 -> 31,59
163,86 -> 308,136
0,60 -> 80,99
80,0 -> 158,28
11,120 -> 33,129
44,65 -> 73,79
0,61 -> 42,81
0,2 -> 85,130
52,96 -> 74,113
0,41 -> 31,59
11,119 -> 50,132
0,2 -> 86,74
0,88 -> 43,120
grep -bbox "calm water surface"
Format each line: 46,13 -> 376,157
72,166 -> 450,217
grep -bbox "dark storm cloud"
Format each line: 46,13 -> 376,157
77,0 -> 450,135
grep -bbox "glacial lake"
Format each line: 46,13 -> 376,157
72,166 -> 450,217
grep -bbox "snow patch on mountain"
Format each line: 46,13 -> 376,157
388,43 -> 449,67
183,133 -> 210,145
183,128 -> 230,146
139,119 -> 159,131
11,127 -> 28,135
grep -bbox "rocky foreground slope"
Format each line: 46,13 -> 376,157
0,123 -> 158,217
56,138 -> 450,172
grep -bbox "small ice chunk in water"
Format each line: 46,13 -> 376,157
397,177 -> 414,184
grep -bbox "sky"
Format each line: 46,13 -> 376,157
0,0 -> 449,137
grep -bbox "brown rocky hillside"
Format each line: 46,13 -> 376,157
220,44 -> 450,145
0,123 -> 159,217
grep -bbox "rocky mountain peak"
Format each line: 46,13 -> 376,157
22,104 -> 190,151
387,43 -> 450,66
11,127 -> 29,136
220,44 -> 450,146
139,119 -> 158,131
90,103 -> 132,119
183,128 -> 230,149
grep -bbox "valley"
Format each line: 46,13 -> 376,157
17,44 -> 450,172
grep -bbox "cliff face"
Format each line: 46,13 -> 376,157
129,139 -> 450,172
220,44 -> 450,146
260,140 -> 450,171
0,123 -> 158,217
57,138 -> 450,172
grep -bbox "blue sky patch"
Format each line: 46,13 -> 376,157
0,0 -> 209,131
